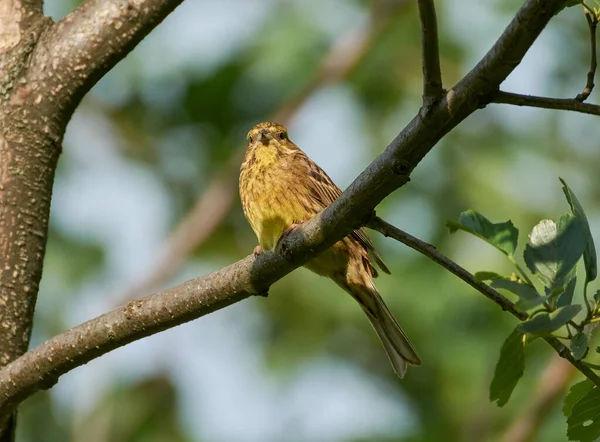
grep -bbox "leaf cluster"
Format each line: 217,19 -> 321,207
448,178 -> 600,441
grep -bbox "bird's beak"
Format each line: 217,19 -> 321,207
257,129 -> 274,144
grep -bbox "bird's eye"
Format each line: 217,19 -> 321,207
279,132 -> 285,140
248,136 -> 253,143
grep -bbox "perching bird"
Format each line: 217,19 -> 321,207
239,122 -> 421,378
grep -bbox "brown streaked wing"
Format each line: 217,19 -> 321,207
301,152 -> 391,276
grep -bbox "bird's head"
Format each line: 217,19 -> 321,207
246,122 -> 289,149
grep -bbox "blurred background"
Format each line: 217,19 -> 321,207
16,0 -> 600,441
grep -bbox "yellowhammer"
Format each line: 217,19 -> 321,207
239,121 -> 421,378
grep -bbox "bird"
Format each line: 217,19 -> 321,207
239,121 -> 421,378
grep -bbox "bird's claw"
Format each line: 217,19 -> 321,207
281,222 -> 303,240
253,245 -> 263,257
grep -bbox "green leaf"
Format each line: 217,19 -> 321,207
561,178 -> 597,284
571,332 -> 589,360
491,279 -> 545,310
517,305 -> 582,336
558,277 -> 577,308
474,271 -> 504,282
447,210 -> 519,256
490,329 -> 525,407
563,380 -> 595,418
523,214 -> 587,290
567,386 -> 600,441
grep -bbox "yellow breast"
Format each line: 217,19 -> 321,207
240,146 -> 315,251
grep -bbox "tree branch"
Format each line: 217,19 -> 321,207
542,337 -> 600,387
367,217 -> 527,320
366,217 -> 600,387
491,90 -> 600,115
576,4 -> 598,102
417,0 -> 443,105
27,0 -> 184,118
0,0 -> 569,414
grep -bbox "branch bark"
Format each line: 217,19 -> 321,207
0,1 -> 50,439
576,4 -> 597,102
492,90 -> 600,115
28,0 -> 184,118
0,0 -> 569,416
417,0 -> 443,105
0,0 -> 43,53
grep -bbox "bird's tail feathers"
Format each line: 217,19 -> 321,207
345,281 -> 421,378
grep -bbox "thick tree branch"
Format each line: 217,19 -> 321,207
0,0 -> 191,437
0,2 -> 49,440
26,0 -> 184,119
0,0 -> 569,414
491,90 -> 600,115
417,0 -> 443,105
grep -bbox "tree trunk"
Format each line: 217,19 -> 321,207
0,12 -> 60,440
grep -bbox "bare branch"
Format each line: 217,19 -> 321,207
367,217 -> 528,320
0,0 -> 570,413
492,90 -> 600,115
543,337 -> 600,386
27,0 -> 184,117
577,4 -> 598,101
417,0 -> 443,105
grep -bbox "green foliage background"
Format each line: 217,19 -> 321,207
16,0 -> 600,441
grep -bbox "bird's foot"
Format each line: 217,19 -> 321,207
253,245 -> 263,257
281,222 -> 303,240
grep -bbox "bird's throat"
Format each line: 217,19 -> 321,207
251,142 -> 281,169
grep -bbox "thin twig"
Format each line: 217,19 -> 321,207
417,0 -> 444,105
492,90 -> 600,116
367,216 -> 600,387
367,217 -> 528,319
577,4 -> 598,101
544,337 -> 600,386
